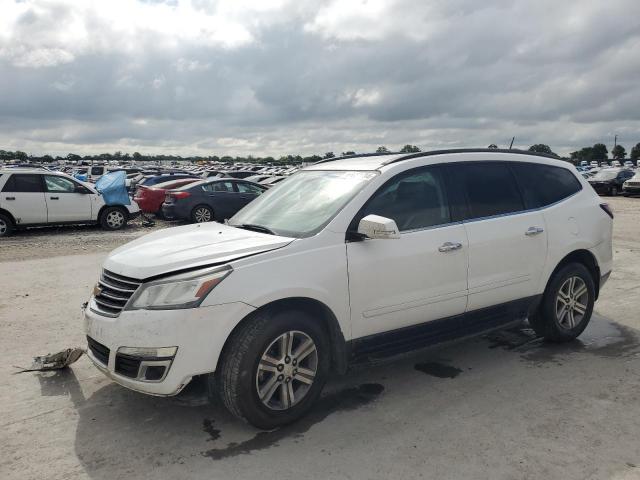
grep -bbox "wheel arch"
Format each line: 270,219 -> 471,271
0,208 -> 16,226
220,296 -> 349,375
547,249 -> 601,299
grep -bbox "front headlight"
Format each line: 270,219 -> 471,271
127,265 -> 232,310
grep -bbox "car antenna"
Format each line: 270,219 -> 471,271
509,136 -> 515,150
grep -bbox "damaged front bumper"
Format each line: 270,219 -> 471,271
83,298 -> 255,396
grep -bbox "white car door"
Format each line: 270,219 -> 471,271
347,166 -> 469,339
43,175 -> 93,222
0,173 -> 48,224
457,162 -> 548,311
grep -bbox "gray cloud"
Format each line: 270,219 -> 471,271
1,0 -> 640,156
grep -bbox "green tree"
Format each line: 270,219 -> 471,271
630,143 -> 640,161
592,143 -> 608,160
488,144 -> 498,149
132,152 -> 142,161
528,144 -> 556,156
342,151 -> 356,156
323,152 -> 335,159
611,145 -> 626,159
399,144 -> 421,153
376,146 -> 390,153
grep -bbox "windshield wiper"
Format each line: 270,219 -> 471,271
235,223 -> 276,235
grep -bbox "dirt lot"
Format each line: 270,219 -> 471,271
1,197 -> 639,480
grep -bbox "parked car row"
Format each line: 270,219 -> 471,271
0,169 -> 140,237
586,168 -> 636,196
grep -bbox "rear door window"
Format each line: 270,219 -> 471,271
510,163 -> 582,209
2,174 -> 44,192
203,181 -> 234,193
457,163 -> 524,220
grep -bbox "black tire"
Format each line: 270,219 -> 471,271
191,205 -> 214,223
529,262 -> 595,342
99,207 -> 128,230
214,309 -> 330,429
0,213 -> 14,237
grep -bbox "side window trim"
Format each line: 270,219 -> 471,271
347,164 -> 455,236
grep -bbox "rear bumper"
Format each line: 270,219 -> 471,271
161,204 -> 179,219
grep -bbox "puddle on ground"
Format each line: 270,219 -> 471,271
201,383 -> 384,460
202,419 -> 221,441
483,316 -> 639,364
414,361 -> 463,378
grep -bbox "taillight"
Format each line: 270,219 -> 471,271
600,203 -> 614,219
170,191 -> 191,200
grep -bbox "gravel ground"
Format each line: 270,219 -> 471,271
0,216 -> 184,262
1,196 -> 639,480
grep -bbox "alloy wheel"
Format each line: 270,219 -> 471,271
555,276 -> 589,330
0,218 -> 6,235
194,207 -> 212,222
106,211 -> 125,229
255,330 -> 318,411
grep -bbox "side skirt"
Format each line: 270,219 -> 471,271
348,295 -> 542,365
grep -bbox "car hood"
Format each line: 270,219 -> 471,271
104,222 -> 295,279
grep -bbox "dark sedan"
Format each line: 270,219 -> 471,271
588,168 -> 635,196
162,178 -> 267,223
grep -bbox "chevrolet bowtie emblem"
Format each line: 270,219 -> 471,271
93,284 -> 102,296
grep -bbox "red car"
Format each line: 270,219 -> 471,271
134,178 -> 200,214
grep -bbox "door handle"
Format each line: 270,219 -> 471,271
50,196 -> 59,200
525,226 -> 544,236
438,242 -> 463,253
5,196 -> 15,200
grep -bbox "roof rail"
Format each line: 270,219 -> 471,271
313,148 -> 561,167
313,151 -> 401,165
383,148 -> 561,165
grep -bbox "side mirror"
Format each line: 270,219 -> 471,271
357,214 -> 401,240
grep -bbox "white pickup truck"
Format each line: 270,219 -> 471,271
0,168 -> 139,237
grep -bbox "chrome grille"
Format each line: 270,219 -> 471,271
91,269 -> 142,317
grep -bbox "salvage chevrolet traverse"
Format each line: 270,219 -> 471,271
84,149 -> 613,429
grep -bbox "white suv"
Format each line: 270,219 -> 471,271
0,169 -> 140,236
84,150 -> 613,428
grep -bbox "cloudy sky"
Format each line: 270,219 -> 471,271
1,0 -> 639,157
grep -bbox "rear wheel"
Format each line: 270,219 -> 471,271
99,207 -> 128,230
191,205 -> 213,223
0,213 -> 14,237
214,309 -> 330,429
529,263 -> 595,342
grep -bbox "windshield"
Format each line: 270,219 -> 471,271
591,169 -> 619,181
229,170 -> 378,238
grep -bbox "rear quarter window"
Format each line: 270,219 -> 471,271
510,163 -> 582,209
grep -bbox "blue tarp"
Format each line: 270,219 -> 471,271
94,170 -> 131,206
73,173 -> 88,182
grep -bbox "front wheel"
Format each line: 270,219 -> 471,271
214,309 -> 330,429
529,263 -> 595,342
100,207 -> 128,230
